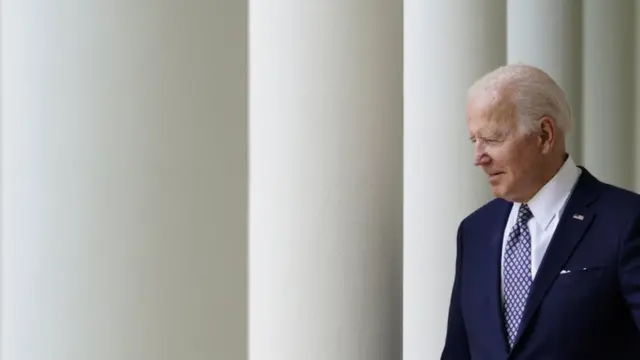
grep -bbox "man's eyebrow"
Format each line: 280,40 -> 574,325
472,130 -> 504,140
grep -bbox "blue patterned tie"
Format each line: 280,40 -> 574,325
503,203 -> 533,348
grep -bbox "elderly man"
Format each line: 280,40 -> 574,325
441,64 -> 640,359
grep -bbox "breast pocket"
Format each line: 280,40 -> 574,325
553,266 -> 604,287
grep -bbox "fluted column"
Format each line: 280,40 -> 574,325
2,1 -> 248,359
508,0 -> 582,163
583,1 -> 635,190
404,1 -> 506,359
249,1 -> 403,359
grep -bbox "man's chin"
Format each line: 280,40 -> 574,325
490,186 -> 507,200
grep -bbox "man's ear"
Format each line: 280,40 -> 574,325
538,116 -> 555,153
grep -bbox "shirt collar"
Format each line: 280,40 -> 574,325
515,156 -> 581,230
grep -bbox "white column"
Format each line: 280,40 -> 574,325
249,1 -> 403,359
583,1 -> 635,190
507,0 -> 582,163
2,2 -> 248,359
404,2 -> 506,359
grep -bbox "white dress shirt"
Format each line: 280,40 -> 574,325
501,156 -> 581,287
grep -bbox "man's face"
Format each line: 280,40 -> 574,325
467,97 -> 544,202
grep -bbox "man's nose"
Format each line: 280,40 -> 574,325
473,146 -> 490,166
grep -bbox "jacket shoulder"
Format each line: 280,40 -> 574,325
594,181 -> 640,223
598,182 -> 640,206
459,197 -> 510,230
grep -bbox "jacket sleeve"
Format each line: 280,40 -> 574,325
441,222 -> 471,359
619,214 -> 640,330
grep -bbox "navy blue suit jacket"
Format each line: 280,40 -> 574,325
441,168 -> 640,359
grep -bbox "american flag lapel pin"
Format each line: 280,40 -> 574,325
573,214 -> 584,220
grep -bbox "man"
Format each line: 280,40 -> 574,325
441,64 -> 640,359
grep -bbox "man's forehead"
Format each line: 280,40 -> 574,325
467,97 -> 517,133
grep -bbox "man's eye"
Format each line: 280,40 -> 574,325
470,137 -> 501,145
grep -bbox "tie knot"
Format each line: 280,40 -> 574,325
518,204 -> 533,223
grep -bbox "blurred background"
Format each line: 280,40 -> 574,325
1,1 -> 638,360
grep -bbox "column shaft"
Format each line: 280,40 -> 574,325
507,0 -> 583,162
2,2 -> 248,359
583,1 -> 635,189
404,1 -> 506,359
249,1 -> 403,359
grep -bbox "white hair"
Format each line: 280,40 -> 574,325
467,63 -> 572,135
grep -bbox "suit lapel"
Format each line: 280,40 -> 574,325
510,168 -> 601,350
484,200 -> 512,355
